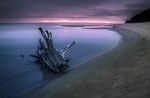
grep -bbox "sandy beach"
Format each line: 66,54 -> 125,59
30,22 -> 150,98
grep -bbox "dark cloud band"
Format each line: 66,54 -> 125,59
0,0 -> 149,23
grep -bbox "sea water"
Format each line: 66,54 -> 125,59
0,23 -> 121,97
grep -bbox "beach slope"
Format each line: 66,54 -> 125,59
31,22 -> 150,98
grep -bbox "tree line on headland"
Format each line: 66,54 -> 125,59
126,8 -> 150,23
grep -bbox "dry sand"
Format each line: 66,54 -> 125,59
30,22 -> 150,98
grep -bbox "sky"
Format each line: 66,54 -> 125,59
0,0 -> 150,23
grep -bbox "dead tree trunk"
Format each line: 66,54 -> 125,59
31,27 -> 75,72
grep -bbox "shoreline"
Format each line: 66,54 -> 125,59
22,26 -> 121,97
30,22 -> 150,98
70,34 -> 121,70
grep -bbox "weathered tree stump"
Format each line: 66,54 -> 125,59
31,27 -> 75,72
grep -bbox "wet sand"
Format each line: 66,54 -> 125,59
30,22 -> 150,98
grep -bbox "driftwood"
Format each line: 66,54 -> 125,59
31,27 -> 75,72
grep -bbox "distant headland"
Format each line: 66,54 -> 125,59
126,8 -> 150,23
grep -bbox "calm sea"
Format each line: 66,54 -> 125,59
0,23 -> 121,97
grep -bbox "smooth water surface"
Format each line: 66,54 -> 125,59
0,23 -> 121,97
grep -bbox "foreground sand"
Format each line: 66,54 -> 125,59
31,22 -> 150,98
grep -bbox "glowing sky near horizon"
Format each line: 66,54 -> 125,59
41,20 -> 121,24
0,0 -> 150,23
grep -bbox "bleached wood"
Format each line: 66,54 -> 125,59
32,27 -> 75,72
